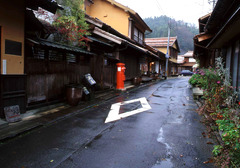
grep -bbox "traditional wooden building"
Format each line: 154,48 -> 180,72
0,0 -> 66,117
0,0 -> 26,117
85,14 -> 161,85
84,0 -> 163,83
193,13 -> 214,67
194,0 -> 240,99
24,2 -> 99,108
0,0 -> 165,119
145,37 -> 180,76
177,51 -> 197,72
144,45 -> 166,76
85,0 -> 152,41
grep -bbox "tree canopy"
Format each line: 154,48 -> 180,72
54,0 -> 90,46
144,16 -> 199,54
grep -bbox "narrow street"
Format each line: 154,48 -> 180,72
0,77 -> 214,168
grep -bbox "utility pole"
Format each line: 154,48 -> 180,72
165,20 -> 170,79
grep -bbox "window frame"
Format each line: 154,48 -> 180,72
133,27 -> 144,44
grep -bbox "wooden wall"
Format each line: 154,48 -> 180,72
120,50 -> 140,80
0,0 -> 25,74
91,54 -> 116,89
0,75 -> 26,118
25,45 -> 91,107
224,40 -> 240,100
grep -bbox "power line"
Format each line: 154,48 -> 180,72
153,0 -> 180,38
154,0 -> 165,16
154,0 -> 170,26
154,0 -> 171,77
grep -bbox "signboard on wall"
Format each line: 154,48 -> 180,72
84,74 -> 96,86
5,39 -> 22,56
2,60 -> 6,74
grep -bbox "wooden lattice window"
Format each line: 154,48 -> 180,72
133,27 -> 143,44
49,50 -> 63,61
134,27 -> 139,42
66,53 -> 77,63
32,47 -> 45,59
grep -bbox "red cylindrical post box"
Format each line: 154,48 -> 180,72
116,63 -> 126,90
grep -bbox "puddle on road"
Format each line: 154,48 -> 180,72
157,128 -> 172,152
152,159 -> 173,168
170,96 -> 176,101
155,127 -> 174,168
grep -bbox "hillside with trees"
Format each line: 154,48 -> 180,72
144,16 -> 199,54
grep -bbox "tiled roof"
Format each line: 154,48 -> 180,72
27,38 -> 96,56
199,13 -> 211,21
177,55 -> 184,63
26,0 -> 63,14
181,51 -> 193,57
103,0 -> 152,32
181,62 -> 196,67
87,36 -> 114,48
145,37 -> 177,47
105,0 -> 136,15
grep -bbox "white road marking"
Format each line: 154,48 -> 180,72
105,97 -> 151,123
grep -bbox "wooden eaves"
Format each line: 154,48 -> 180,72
195,33 -> 214,42
26,0 -> 63,14
92,27 -> 151,56
206,6 -> 240,48
26,38 -> 96,56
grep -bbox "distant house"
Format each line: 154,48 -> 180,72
177,51 -> 197,72
144,45 -> 166,76
177,55 -> 184,64
194,0 -> 240,99
145,37 -> 180,76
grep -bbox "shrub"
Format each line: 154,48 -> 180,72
188,74 -> 202,87
194,57 -> 240,167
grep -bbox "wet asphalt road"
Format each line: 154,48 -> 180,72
0,77 -> 214,168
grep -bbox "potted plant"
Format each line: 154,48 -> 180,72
189,73 -> 203,98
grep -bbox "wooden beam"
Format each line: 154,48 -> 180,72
197,33 -> 214,42
93,27 -> 122,45
85,17 -> 103,28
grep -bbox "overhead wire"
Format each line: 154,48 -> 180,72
154,0 -> 165,16
154,0 -> 175,35
154,0 -> 170,25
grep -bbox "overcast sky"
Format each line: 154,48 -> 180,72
115,0 -> 213,26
